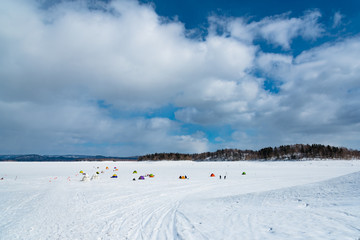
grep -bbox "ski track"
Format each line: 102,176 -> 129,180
0,161 -> 360,240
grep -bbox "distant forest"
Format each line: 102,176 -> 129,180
2,144 -> 359,162
138,144 -> 360,161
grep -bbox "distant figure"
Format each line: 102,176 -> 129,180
133,178 -> 136,181
185,175 -> 187,179
224,175 -> 226,180
219,175 -> 222,179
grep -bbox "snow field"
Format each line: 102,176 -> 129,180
1,160 -> 360,240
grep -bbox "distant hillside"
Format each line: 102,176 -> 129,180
2,144 -> 359,162
138,144 -> 360,161
0,154 -> 137,162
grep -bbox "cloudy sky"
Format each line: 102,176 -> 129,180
1,0 -> 360,156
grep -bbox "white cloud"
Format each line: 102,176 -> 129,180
227,18 -> 254,43
255,37 -> 360,148
332,12 -> 343,28
258,10 -> 323,49
174,75 -> 264,126
0,0 -> 359,155
0,98 -> 209,155
228,10 -> 324,49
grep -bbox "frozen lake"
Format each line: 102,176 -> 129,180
1,160 -> 360,240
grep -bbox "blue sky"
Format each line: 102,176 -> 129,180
0,0 -> 360,156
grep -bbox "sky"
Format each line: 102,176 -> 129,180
0,0 -> 360,156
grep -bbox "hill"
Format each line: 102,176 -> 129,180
138,144 -> 360,161
0,154 -> 137,162
2,144 -> 359,162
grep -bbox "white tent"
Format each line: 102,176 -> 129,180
91,174 -> 99,180
81,173 -> 90,182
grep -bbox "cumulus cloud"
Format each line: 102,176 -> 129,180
253,37 -> 360,148
0,98 -> 208,155
0,0 -> 359,155
0,0 -> 233,154
228,10 -> 324,49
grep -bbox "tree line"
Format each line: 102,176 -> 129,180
138,144 -> 360,161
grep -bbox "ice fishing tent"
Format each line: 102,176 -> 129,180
111,174 -> 118,178
81,174 -> 90,182
210,173 -> 215,177
179,176 -> 187,179
138,176 -> 145,180
133,170 -> 137,174
91,174 -> 99,180
149,174 -> 154,178
106,167 -> 109,170
242,172 -> 246,175
79,170 -> 84,173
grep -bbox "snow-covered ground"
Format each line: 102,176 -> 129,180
1,160 -> 360,240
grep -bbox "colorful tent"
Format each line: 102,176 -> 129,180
138,176 -> 145,180
111,174 -> 118,178
242,172 -> 246,175
149,174 -> 154,178
179,176 -> 187,179
106,167 -> 109,170
79,170 -> 83,173
133,170 -> 137,174
210,173 -> 215,177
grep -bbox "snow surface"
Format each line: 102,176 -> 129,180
1,160 -> 360,240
